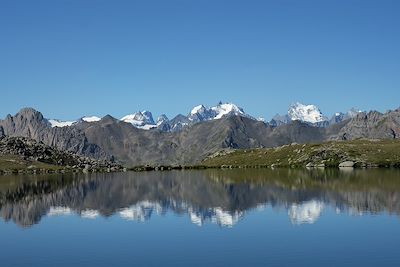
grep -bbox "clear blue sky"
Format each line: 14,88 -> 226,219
1,0 -> 399,120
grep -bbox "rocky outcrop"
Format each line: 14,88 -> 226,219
0,108 -> 109,160
337,109 -> 400,140
0,136 -> 122,171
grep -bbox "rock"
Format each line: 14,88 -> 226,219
0,136 -> 123,173
339,161 -> 355,168
306,162 -> 325,168
0,126 -> 4,139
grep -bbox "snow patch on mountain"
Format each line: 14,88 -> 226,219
81,116 -> 101,122
48,115 -> 102,128
48,119 -> 76,128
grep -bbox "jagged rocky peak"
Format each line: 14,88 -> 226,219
0,108 -> 50,135
121,111 -> 154,125
121,111 -> 157,130
188,102 -> 250,122
157,114 -> 169,125
188,104 -> 215,122
270,114 -> 291,127
156,114 -> 171,132
190,105 -> 208,115
330,108 -> 363,124
211,102 -> 247,119
100,114 -> 118,123
12,107 -> 46,123
288,102 -> 327,124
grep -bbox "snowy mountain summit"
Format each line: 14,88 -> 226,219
188,102 -> 250,122
288,102 -> 327,123
121,111 -> 157,130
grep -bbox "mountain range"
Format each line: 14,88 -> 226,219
44,102 -> 362,131
0,102 -> 399,166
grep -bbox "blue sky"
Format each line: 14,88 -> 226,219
1,0 -> 399,120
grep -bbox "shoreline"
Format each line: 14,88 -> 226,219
2,162 -> 400,176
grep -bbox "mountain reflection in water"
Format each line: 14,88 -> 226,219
1,168 -> 400,228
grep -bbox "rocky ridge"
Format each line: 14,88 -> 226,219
0,135 -> 123,173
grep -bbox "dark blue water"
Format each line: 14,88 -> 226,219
1,169 -> 400,267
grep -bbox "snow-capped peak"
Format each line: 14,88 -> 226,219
190,105 -> 207,115
211,103 -> 246,119
157,114 -> 169,126
188,102 -> 250,122
121,111 -> 157,130
288,102 -> 327,124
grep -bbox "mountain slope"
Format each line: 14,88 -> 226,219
0,108 -> 108,159
337,109 -> 400,140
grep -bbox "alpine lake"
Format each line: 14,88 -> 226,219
1,168 -> 400,267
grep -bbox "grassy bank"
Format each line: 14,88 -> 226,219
202,139 -> 400,168
0,154 -> 65,174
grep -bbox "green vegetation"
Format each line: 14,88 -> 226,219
0,154 -> 64,174
203,168 -> 400,193
202,139 -> 400,168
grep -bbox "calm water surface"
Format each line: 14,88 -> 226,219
1,169 -> 400,267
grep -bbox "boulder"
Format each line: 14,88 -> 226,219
306,162 -> 325,168
339,161 -> 355,168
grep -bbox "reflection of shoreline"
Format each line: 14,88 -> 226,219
1,169 -> 400,228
